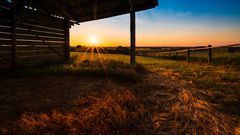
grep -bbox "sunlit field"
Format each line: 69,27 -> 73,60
154,48 -> 240,66
0,50 -> 240,134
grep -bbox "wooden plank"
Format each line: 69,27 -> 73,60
17,46 -> 65,51
0,26 -> 11,33
0,33 -> 12,39
16,27 -> 64,36
16,15 -> 65,30
0,19 -> 11,27
0,5 -> 11,11
16,35 -> 65,42
16,41 -> 65,46
0,40 -> 12,45
17,50 -> 65,56
16,22 -> 65,34
16,54 -> 64,67
0,51 -> 11,60
0,45 -> 12,51
16,28 -> 65,38
18,53 -> 65,58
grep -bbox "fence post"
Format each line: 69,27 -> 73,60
208,45 -> 212,63
176,51 -> 178,60
168,52 -> 171,58
187,48 -> 190,62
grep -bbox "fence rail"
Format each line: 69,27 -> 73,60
143,44 -> 240,63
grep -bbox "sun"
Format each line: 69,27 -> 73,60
89,37 -> 98,45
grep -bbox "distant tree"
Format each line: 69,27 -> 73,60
115,46 -> 129,54
76,45 -> 82,48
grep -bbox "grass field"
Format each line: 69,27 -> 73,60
147,47 -> 240,66
0,52 -> 239,134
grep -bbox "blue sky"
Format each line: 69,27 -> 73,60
157,0 -> 240,16
70,0 -> 240,46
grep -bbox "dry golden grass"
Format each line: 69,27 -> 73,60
168,89 -> 234,134
1,90 -> 147,135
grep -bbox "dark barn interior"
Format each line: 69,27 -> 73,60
0,0 -> 158,68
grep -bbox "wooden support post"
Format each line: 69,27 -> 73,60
64,20 -> 70,61
176,51 -> 178,60
130,11 -> 136,65
11,1 -> 17,68
169,52 -> 171,58
208,45 -> 212,63
187,48 -> 190,62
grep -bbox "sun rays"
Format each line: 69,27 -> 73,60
76,45 -> 111,81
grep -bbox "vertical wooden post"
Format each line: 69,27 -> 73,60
176,51 -> 178,60
208,45 -> 212,63
187,48 -> 190,62
11,0 -> 17,68
168,52 -> 171,58
64,20 -> 70,61
130,11 -> 136,65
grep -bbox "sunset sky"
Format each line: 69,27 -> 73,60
70,0 -> 240,47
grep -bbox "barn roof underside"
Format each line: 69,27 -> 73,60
14,0 -> 158,23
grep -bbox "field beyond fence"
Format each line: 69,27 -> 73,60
142,44 -> 240,66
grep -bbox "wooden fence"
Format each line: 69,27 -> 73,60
143,44 -> 240,63
0,2 -> 70,69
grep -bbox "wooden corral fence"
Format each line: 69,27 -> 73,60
143,44 -> 240,63
0,1 -> 70,69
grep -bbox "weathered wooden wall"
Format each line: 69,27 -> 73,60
0,2 -> 69,69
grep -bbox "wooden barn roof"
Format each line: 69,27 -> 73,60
14,0 -> 158,23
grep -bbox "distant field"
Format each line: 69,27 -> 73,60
0,52 -> 239,134
71,45 -> 240,66
152,48 -> 240,66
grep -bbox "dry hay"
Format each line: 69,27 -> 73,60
1,90 -> 147,135
167,89 -> 235,134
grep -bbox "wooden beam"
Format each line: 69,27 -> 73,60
130,11 -> 135,65
11,0 -> 17,68
64,20 -> 70,61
